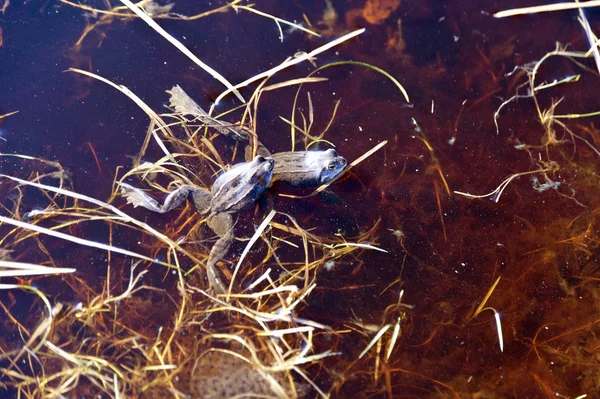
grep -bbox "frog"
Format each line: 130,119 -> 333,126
189,350 -> 309,399
166,85 -> 348,189
119,155 -> 275,293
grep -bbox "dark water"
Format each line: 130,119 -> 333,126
2,0 -> 600,398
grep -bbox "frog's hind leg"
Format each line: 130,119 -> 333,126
206,213 -> 233,293
318,188 -> 344,205
208,212 -> 233,238
119,183 -> 197,214
206,234 -> 231,294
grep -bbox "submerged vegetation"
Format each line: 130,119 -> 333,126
0,1 -> 397,398
2,0 -> 600,398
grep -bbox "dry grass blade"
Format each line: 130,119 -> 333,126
473,277 -> 501,319
226,209 -> 276,300
164,0 -> 242,21
256,326 -> 315,338
0,261 -> 75,277
289,61 -> 409,150
359,324 -> 392,359
472,307 -> 505,353
68,68 -> 176,164
0,153 -> 62,168
118,0 -> 243,103
325,242 -> 388,253
212,28 -> 365,108
0,214 -> 159,264
0,173 -> 171,243
62,0 -> 238,20
292,366 -> 329,399
0,173 -> 197,274
454,168 -> 554,203
234,285 -> 300,299
316,98 -> 342,144
100,262 -> 149,305
59,0 -> 132,17
493,309 -> 504,352
232,4 -> 321,38
326,139 -> 388,182
576,2 -> 600,74
0,110 -> 18,120
0,284 -> 54,368
0,284 -> 52,315
261,77 -> 329,92
385,318 -> 401,361
495,1 -> 600,18
45,340 -> 124,378
314,61 -> 410,103
278,284 -> 317,317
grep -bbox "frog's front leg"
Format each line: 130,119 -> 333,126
119,183 -> 197,214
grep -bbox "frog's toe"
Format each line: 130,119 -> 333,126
119,184 -> 141,205
119,183 -> 160,210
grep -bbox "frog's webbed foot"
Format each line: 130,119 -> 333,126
119,183 -> 197,214
318,188 -> 344,205
119,183 -> 163,213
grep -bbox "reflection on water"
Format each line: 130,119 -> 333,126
2,0 -> 600,397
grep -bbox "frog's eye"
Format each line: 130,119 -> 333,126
327,163 -> 337,171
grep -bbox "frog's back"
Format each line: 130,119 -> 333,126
271,149 -> 346,187
209,156 -> 274,214
190,351 -> 307,399
270,151 -> 321,186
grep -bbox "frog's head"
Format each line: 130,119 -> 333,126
317,148 -> 347,184
250,155 -> 275,188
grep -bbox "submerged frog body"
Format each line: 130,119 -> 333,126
167,85 -> 348,188
140,348 -> 308,399
120,156 -> 275,293
269,149 -> 347,187
190,351 -> 308,399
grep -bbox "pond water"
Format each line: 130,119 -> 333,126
1,1 -> 600,398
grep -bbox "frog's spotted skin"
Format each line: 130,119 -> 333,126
140,350 -> 308,399
269,149 -> 347,187
120,156 -> 274,293
190,351 -> 308,399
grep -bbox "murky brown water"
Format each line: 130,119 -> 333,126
2,1 -> 600,398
